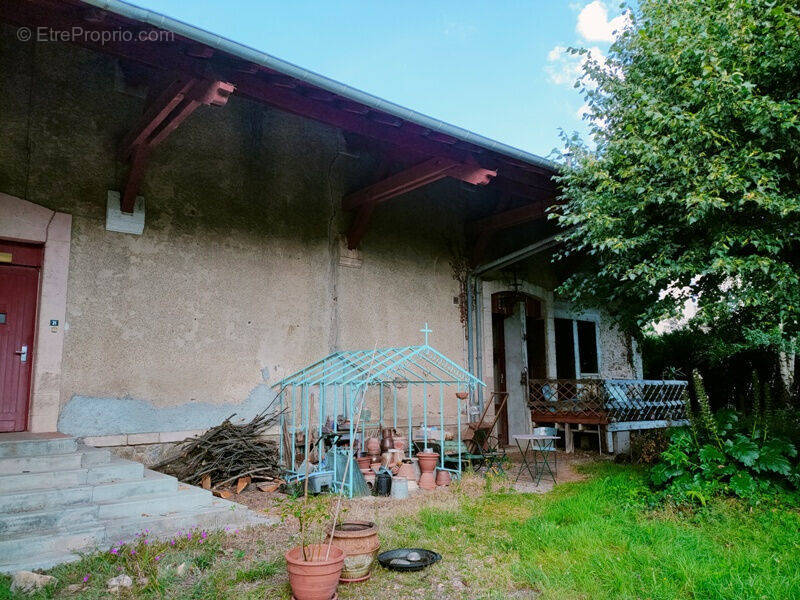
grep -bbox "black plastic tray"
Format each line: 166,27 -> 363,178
378,548 -> 442,571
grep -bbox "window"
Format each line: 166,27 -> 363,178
576,320 -> 599,374
554,318 -> 576,378
554,317 -> 600,377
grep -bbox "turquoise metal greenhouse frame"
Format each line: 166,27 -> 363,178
273,327 -> 485,497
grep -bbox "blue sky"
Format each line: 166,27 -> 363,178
131,1 -> 628,158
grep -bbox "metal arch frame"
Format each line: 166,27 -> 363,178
273,335 -> 485,497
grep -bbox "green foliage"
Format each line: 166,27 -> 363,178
554,0 -> 800,351
275,489 -> 335,561
652,419 -> 799,503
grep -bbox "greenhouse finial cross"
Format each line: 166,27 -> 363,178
420,322 -> 432,345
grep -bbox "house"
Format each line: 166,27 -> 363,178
0,0 -> 686,570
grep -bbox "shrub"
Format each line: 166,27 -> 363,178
629,429 -> 670,465
650,372 -> 800,504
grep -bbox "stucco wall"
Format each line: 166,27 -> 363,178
0,26 -> 640,441
0,27 -> 468,436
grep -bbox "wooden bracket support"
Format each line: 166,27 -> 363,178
344,157 -> 496,249
469,200 -> 557,265
119,77 -> 235,212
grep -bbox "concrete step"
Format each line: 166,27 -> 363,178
103,501 -> 275,543
0,434 -> 77,458
0,458 -> 143,493
0,484 -> 93,514
0,451 -> 83,475
0,550 -> 82,574
92,469 -> 178,502
0,443 -> 108,475
0,470 -> 174,514
0,503 -> 98,536
0,526 -> 105,564
96,486 -> 213,520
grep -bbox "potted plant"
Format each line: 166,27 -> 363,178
278,491 -> 344,600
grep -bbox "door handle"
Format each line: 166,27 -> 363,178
14,345 -> 28,363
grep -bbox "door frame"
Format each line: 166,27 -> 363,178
0,193 -> 71,432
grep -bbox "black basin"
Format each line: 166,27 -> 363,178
378,548 -> 442,571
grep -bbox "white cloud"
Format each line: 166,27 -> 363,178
576,1 -> 630,43
545,45 -> 605,87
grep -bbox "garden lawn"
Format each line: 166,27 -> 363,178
2,462 -> 798,599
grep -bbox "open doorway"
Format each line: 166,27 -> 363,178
491,291 -> 546,445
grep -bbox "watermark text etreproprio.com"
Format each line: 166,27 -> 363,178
16,26 -> 174,45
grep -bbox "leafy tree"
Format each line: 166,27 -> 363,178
554,0 -> 800,353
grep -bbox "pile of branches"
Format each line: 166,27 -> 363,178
153,409 -> 283,490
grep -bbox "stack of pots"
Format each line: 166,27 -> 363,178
416,451 -> 439,490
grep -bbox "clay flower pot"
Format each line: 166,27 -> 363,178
418,471 -> 436,490
365,437 -> 381,457
392,435 -> 407,453
285,544 -> 344,600
455,391 -> 469,400
417,451 -> 439,491
435,469 -> 452,486
356,456 -> 370,470
397,461 -> 416,481
416,451 -> 439,473
327,521 -> 380,583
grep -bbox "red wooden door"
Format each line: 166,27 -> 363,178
0,242 -> 42,432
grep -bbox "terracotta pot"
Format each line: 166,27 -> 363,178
327,521 -> 380,583
380,428 -> 395,452
356,456 -> 370,470
397,461 -> 416,481
455,391 -> 469,400
285,544 -> 344,600
418,471 -> 436,490
370,461 -> 381,472
416,451 -> 439,474
365,437 -> 381,457
435,469 -> 452,486
392,435 -> 407,453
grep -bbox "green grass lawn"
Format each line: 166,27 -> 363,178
3,463 -> 799,599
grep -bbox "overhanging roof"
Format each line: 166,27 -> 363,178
82,0 -> 557,174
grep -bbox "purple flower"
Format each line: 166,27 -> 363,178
169,540 -> 175,546
82,574 -> 90,583
154,555 -> 161,562
201,531 -> 207,539
110,548 -> 119,555
130,550 -> 136,556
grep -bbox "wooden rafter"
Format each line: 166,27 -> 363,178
344,158 -> 496,248
470,199 -> 559,265
119,77 -> 234,212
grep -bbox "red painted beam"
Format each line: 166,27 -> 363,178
118,77 -> 234,212
470,200 -> 552,234
343,158 -> 496,212
469,199 -> 561,265
343,157 -> 495,248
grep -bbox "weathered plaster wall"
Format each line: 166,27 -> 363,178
0,26 -> 467,436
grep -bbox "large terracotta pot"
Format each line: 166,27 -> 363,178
397,461 -> 416,481
435,469 -> 452,486
356,456 -> 370,470
416,451 -> 439,473
327,521 -> 380,582
417,451 -> 439,491
285,544 -> 344,600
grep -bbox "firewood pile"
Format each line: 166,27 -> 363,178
153,410 -> 283,495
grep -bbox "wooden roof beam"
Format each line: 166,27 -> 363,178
344,157 -> 496,248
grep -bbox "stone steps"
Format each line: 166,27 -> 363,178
0,433 -> 273,573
